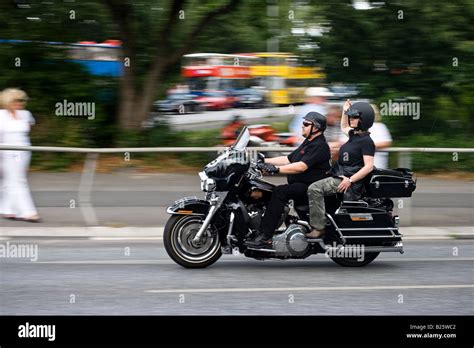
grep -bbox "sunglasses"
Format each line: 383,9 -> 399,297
345,109 -> 361,118
302,121 -> 313,127
349,115 -> 360,119
14,99 -> 26,103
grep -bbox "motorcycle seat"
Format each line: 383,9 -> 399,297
294,194 -> 341,214
295,205 -> 309,212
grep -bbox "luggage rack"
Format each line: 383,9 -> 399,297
339,227 -> 401,239
327,213 -> 402,242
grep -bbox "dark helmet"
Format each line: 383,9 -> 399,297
303,112 -> 327,132
345,102 -> 375,131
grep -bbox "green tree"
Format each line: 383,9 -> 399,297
298,0 -> 474,138
0,0 -> 270,132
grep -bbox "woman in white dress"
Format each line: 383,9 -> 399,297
0,88 -> 41,222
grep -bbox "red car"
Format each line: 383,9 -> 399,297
195,91 -> 235,110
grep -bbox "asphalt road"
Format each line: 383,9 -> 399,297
0,238 -> 472,315
0,172 -> 471,227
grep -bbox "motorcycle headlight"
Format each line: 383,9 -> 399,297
204,178 -> 216,192
199,171 -> 216,192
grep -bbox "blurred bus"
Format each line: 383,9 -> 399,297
181,53 -> 257,95
67,40 -> 122,77
247,52 -> 325,105
0,39 -> 123,77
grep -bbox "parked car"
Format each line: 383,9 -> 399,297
153,93 -> 204,114
234,88 -> 268,108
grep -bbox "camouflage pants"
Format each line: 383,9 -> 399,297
307,177 -> 342,230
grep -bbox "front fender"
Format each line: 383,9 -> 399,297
166,196 -> 210,216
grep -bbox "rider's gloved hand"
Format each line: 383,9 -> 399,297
258,163 -> 280,175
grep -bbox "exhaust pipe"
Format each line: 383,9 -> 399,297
325,242 -> 404,254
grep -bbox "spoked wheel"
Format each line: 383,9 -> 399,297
163,215 -> 222,268
330,252 -> 380,267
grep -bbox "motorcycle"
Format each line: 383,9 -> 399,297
164,127 -> 416,268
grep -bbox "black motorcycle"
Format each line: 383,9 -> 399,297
164,127 -> 416,268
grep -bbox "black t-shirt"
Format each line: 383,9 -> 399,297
287,134 -> 331,185
338,130 -> 375,168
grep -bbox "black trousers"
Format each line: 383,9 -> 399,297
259,183 -> 309,239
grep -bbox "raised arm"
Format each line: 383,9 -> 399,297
341,99 -> 352,136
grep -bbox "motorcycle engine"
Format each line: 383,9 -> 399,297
273,224 -> 311,258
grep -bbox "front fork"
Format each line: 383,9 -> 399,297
192,205 -> 218,244
192,192 -> 227,244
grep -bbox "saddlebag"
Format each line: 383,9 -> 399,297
365,168 -> 416,198
333,204 -> 402,245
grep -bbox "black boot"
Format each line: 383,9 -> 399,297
245,233 -> 272,249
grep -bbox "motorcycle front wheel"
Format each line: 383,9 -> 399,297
163,215 -> 222,268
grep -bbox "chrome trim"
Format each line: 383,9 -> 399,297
395,241 -> 404,254
339,226 -> 399,238
296,220 -> 311,231
394,216 -> 400,227
343,235 -> 401,239
226,212 -> 236,246
326,245 -> 403,253
325,214 -> 346,243
365,245 -> 403,253
371,174 -> 410,181
339,227 -> 398,231
317,239 -> 327,250
246,247 -> 276,253
341,201 -> 369,207
198,171 -> 208,181
193,205 -> 217,243
192,192 -> 227,243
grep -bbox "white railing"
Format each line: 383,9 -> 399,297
1,145 -> 474,153
1,145 -> 473,225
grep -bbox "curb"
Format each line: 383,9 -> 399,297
0,227 -> 164,238
0,226 -> 473,240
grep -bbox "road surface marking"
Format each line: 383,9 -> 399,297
11,257 -> 474,265
146,284 -> 474,294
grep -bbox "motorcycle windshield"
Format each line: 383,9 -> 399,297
232,127 -> 250,151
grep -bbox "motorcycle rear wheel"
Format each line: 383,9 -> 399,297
330,252 -> 380,267
164,215 -> 222,268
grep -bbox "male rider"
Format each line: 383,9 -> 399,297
245,112 -> 331,249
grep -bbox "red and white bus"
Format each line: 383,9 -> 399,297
182,53 -> 258,95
